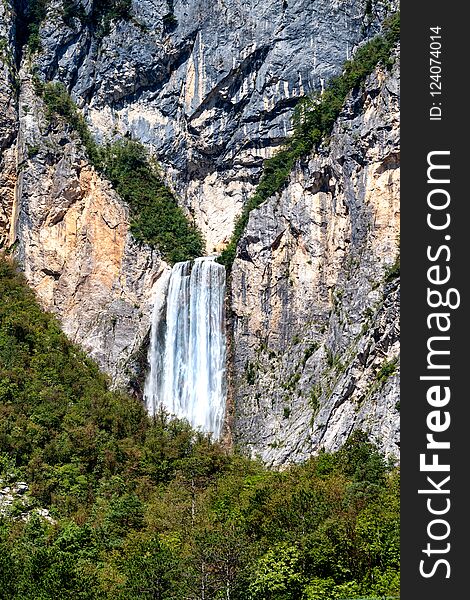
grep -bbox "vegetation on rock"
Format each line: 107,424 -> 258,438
24,0 -> 48,53
89,0 -> 133,38
100,139 -> 205,264
36,81 -> 204,264
218,12 -> 400,269
0,257 -> 399,598
24,0 -> 133,51
40,81 -> 101,164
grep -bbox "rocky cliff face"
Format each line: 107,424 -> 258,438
31,0 -> 395,252
1,0 -> 399,461
230,52 -> 400,465
13,72 -> 169,388
0,1 -> 18,248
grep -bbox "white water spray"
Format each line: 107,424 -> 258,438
144,257 -> 227,438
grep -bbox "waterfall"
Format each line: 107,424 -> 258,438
144,257 -> 227,438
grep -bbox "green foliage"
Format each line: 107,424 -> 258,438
245,360 -> 257,385
325,348 -> 345,372
375,357 -> 399,385
62,0 -> 132,36
384,255 -> 400,282
40,82 -> 101,165
24,0 -> 132,54
217,149 -> 299,268
90,0 -> 133,38
62,0 -> 87,27
0,38 -> 19,93
0,451 -> 19,483
336,430 -> 389,487
248,543 -> 303,599
0,258 -> 148,504
282,371 -> 301,391
218,12 -> 400,269
26,144 -> 40,158
100,139 -> 205,264
37,83 -> 204,264
162,12 -> 178,32
25,0 -> 49,53
0,259 -> 399,596
302,342 -> 319,367
365,0 -> 375,17
309,383 -> 322,415
119,534 -> 182,599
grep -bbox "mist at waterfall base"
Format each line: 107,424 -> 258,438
144,257 -> 227,439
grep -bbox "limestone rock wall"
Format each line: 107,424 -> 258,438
230,53 -> 400,465
33,0 -> 396,252
0,0 -> 400,461
14,73 -> 169,388
0,0 -> 18,247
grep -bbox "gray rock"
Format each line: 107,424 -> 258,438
230,51 -> 400,465
1,1 -> 400,465
12,71 -> 170,388
15,482 -> 29,494
33,0 -> 398,251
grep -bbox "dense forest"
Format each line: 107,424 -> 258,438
0,258 -> 399,599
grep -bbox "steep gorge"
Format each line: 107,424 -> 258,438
0,0 -> 399,462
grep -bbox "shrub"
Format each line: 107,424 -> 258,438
41,82 -> 101,165
63,0 -> 133,34
100,139 -> 205,264
91,0 -> 133,38
0,263 -> 400,596
375,357 -> 399,385
26,0 -> 49,53
62,0 -> 87,27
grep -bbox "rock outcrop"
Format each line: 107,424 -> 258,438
13,73 -> 169,388
230,52 -> 400,465
33,0 -> 396,252
1,478 -> 55,523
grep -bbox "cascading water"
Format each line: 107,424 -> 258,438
144,257 -> 227,438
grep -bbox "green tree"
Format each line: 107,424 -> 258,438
120,535 -> 181,599
248,543 -> 303,600
0,257 -> 400,598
